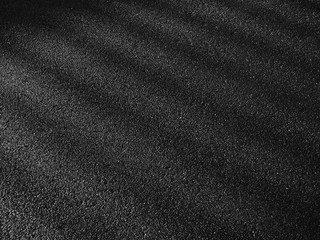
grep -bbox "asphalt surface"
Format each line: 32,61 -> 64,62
1,0 -> 320,239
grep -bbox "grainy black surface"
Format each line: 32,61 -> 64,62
1,0 -> 320,239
